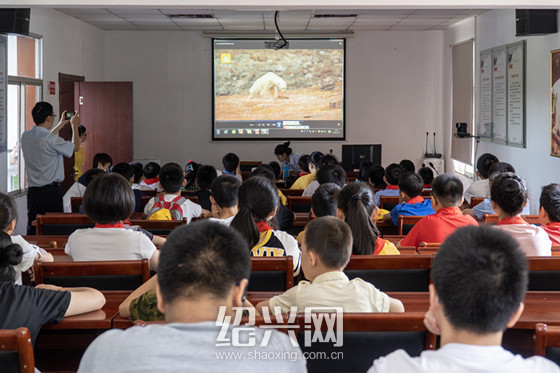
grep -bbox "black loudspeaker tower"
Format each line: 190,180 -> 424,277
516,9 -> 557,36
0,9 -> 30,36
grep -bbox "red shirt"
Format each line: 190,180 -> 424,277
399,206 -> 478,248
542,222 -> 560,245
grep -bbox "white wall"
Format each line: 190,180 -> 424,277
6,8 -> 106,234
473,9 -> 560,212
104,30 -> 445,169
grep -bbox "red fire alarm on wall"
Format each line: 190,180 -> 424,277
49,81 -> 55,95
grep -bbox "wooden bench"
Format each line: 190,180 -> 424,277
344,255 -> 432,292
397,215 -> 425,235
470,196 -> 485,208
379,196 -> 400,211
527,256 -> 560,291
279,188 -> 305,197
0,327 -> 35,373
482,214 -> 541,225
535,323 -> 560,365
249,256 -> 294,291
33,259 -> 150,291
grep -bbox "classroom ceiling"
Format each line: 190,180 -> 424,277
55,8 -> 489,32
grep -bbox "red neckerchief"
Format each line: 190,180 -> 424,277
373,237 -> 386,255
386,185 -> 399,190
144,177 -> 159,185
256,221 -> 273,232
299,171 -> 310,177
95,221 -> 125,228
124,219 -> 132,226
423,184 -> 432,188
498,216 -> 528,226
406,196 -> 425,205
546,222 -> 560,229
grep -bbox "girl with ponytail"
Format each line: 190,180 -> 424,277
0,192 -> 53,284
491,172 -> 551,256
231,176 -> 301,275
337,183 -> 400,255
0,230 -> 105,348
290,151 -> 324,190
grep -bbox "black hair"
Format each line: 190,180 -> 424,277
78,125 -> 86,137
159,163 -> 185,194
540,184 -> 560,223
157,221 -> 251,302
385,163 -> 403,186
304,216 -> 352,269
130,162 -> 144,184
143,162 -> 160,179
230,177 -> 279,248
83,173 -> 135,224
399,159 -> 416,174
316,165 -> 346,187
418,167 -> 434,185
312,183 -> 341,218
196,165 -> 218,190
211,175 -> 241,208
432,225 -> 527,334
251,164 -> 276,183
336,182 -> 379,255
31,101 -> 53,125
309,151 -> 324,170
476,153 -> 499,179
490,172 -> 527,216
111,163 -> 135,182
320,154 -> 338,168
398,173 -> 423,199
268,161 -> 281,179
358,161 -> 374,183
0,231 -> 22,283
92,153 -> 113,169
222,153 -> 240,173
82,168 -> 106,187
432,174 -> 464,207
0,193 -> 17,231
368,166 -> 387,189
184,161 -> 199,189
488,162 -> 516,178
298,155 -> 310,173
274,141 -> 292,156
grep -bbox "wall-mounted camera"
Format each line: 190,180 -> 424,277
455,122 -> 471,138
264,40 -> 289,50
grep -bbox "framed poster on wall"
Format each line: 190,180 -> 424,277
492,47 -> 507,143
479,49 -> 493,138
551,49 -> 560,157
507,40 -> 525,147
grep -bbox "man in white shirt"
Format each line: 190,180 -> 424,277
368,225 -> 560,373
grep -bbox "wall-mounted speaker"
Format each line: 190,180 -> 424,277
516,9 -> 557,36
0,9 -> 30,36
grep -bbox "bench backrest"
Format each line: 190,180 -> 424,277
0,327 -> 34,373
249,256 -> 294,291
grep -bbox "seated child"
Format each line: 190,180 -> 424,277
1,231 -> 105,349
463,152 -> 498,205
91,152 -> 112,171
112,162 -> 144,213
219,152 -> 242,181
251,165 -> 293,231
368,226 -> 560,373
399,159 -> 415,173
491,172 -> 551,256
290,151 -> 323,190
303,164 -> 346,197
0,193 -> 53,284
268,161 -> 282,182
139,162 -> 162,191
129,161 -> 144,190
418,166 -> 434,189
368,165 -> 387,190
337,183 -> 400,255
65,173 -> 160,270
63,168 -> 105,212
183,160 -> 200,193
256,216 -> 404,314
209,175 -> 240,226
398,174 -> 478,248
144,162 -> 208,223
195,165 -> 218,211
357,161 -> 374,183
312,183 -> 342,219
463,162 -> 530,220
383,172 -> 435,226
230,176 -> 301,276
540,183 -> 560,245
297,154 -> 310,177
374,163 -> 403,206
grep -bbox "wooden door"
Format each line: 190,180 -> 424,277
59,73 -> 84,194
74,82 -> 133,170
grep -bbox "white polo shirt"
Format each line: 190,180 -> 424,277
269,271 -> 390,314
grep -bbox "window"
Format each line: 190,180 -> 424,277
6,34 -> 43,193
